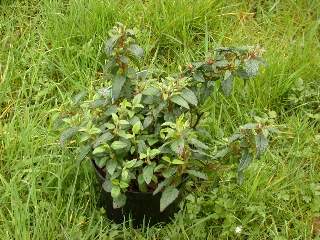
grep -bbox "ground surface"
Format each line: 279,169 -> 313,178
1,0 -> 320,239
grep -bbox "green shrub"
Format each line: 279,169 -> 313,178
61,23 -> 268,211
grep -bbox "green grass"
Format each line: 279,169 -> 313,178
1,0 -> 319,239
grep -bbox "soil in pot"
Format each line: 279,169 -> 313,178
92,160 -> 183,227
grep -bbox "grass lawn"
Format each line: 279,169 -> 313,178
1,0 -> 319,239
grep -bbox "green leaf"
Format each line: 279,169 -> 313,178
132,122 -> 142,134
216,59 -> 229,68
181,88 -> 198,106
117,131 -> 134,139
241,123 -> 258,130
139,153 -> 147,159
162,156 -> 171,163
143,165 -> 154,184
111,141 -> 128,150
189,138 -> 209,150
121,169 -> 129,181
138,174 -> 147,192
106,123 -> 115,130
124,159 -> 137,168
136,70 -> 148,80
228,133 -> 243,143
238,149 -> 253,184
193,72 -> 205,82
130,146 -> 135,154
129,116 -> 140,126
105,105 -> 117,116
172,159 -> 185,165
111,179 -> 119,185
213,147 -> 230,159
93,132 -> 113,148
134,160 -> 144,168
111,113 -> 119,123
147,138 -> 158,146
170,139 -> 184,155
245,59 -> 260,77
105,35 -> 119,55
137,140 -> 147,153
89,99 -> 107,109
92,146 -> 106,155
106,159 -> 117,175
102,179 -> 112,192
143,116 -> 153,128
128,44 -> 144,58
119,181 -> 129,189
186,170 -> 208,180
97,87 -> 111,98
221,70 -> 233,96
112,74 -> 126,100
113,193 -> 126,208
150,149 -> 161,158
119,120 -> 129,125
154,163 -> 165,172
161,122 -> 176,128
132,93 -> 142,106
77,145 -> 91,163
127,66 -> 137,79
162,167 -> 177,178
153,178 -> 171,195
88,126 -> 102,135
60,127 -> 79,146
142,87 -> 160,96
111,185 -> 121,198
95,157 -> 107,168
79,133 -> 90,143
119,55 -> 129,64
255,133 -> 268,158
170,95 -> 189,109
160,186 -> 179,212
73,91 -> 87,105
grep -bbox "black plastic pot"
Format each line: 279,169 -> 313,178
92,160 -> 182,227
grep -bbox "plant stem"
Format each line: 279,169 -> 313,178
192,112 -> 204,129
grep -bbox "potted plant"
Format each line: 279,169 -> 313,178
60,23 -> 266,226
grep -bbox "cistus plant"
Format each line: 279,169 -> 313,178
60,23 -> 267,212
216,111 -> 279,183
